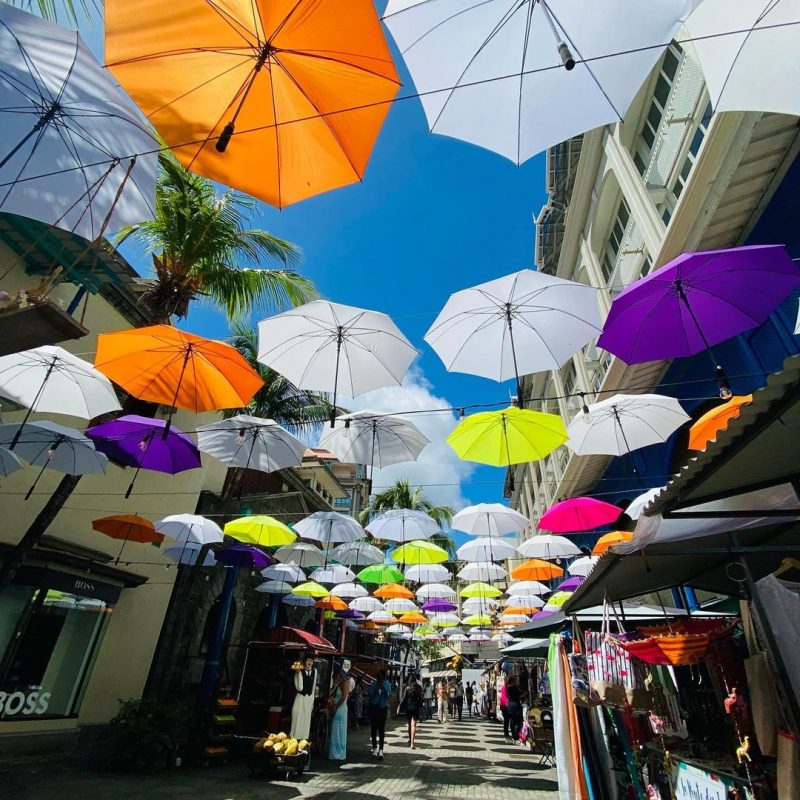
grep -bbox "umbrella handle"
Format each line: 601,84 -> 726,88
163,347 -> 192,439
25,461 -> 49,501
125,465 -> 142,499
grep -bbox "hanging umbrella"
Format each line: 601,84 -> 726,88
261,564 -> 305,583
400,611 -> 430,624
689,396 -> 753,451
319,411 -> 430,467
566,394 -> 690,459
416,583 -> 457,601
257,581 -> 295,597
293,511 -> 367,547
94,325 -> 263,435
469,633 -> 491,643
624,488 -> 664,521
383,598 -> 418,614
224,515 -> 296,547
215,544 -> 272,568
503,600 -> 542,614
162,544 -> 215,566
330,541 -> 385,567
283,594 -> 315,607
448,633 -> 469,642
0,421 -> 107,499
460,582 -> 502,599
457,563 -> 508,582
92,514 -> 162,563
291,581 -> 329,598
367,610 -> 397,624
502,593 -> 544,608
516,534 -> 581,560
428,613 -> 462,628
567,556 -> 599,577
258,301 -> 417,424
373,582 -> 414,600
510,559 -> 563,581
310,564 -> 356,585
0,346 -> 121,449
357,564 -> 405,585
196,415 -> 305,478
597,245 -> 800,392
383,0 -> 686,164
493,632 -> 516,643
106,0 -> 399,208
86,415 -> 201,498
386,623 -> 413,636
451,503 -> 528,537
508,580 -> 551,596
273,542 -> 326,567
456,537 -> 518,562
336,609 -> 365,620
0,5 -> 156,242
330,582 -> 368,599
155,514 -> 223,546
555,577 -> 585,593
425,269 -> 601,401
539,497 -> 622,533
442,627 -> 464,637
462,613 -> 492,627
405,564 -> 451,583
592,531 -> 633,556
462,597 -> 499,613
544,591 -> 573,609
0,446 -> 23,478
412,625 -> 436,638
349,596 -> 384,614
316,595 -> 348,612
366,509 -> 440,542
391,540 -> 448,565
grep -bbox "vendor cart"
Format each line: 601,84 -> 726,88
245,736 -> 311,780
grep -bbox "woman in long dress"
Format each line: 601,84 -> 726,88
328,660 -> 352,761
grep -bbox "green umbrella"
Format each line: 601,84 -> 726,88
357,564 -> 405,585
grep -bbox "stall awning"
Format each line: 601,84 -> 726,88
424,670 -> 457,679
501,638 -> 550,656
256,626 -> 337,652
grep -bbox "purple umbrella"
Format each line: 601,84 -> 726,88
598,245 -> 800,393
335,609 -> 365,620
555,577 -> 584,593
422,598 -> 457,613
86,415 -> 201,498
214,544 -> 272,569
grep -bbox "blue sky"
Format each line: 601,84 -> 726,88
76,3 -> 547,510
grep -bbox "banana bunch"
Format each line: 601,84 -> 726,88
252,731 -> 311,756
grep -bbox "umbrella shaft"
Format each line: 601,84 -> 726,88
0,109 -> 55,171
330,329 -> 343,426
9,358 -> 57,450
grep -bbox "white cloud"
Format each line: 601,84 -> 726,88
345,367 -> 476,511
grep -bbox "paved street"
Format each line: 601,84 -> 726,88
6,714 -> 558,800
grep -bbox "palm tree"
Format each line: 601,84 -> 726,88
117,153 -> 316,322
359,479 -> 456,557
7,1 -> 92,25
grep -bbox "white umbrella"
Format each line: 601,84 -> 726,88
257,300 -> 417,422
0,5 -> 156,241
443,626 -> 464,637
428,613 -> 462,628
196,415 -> 305,477
366,508 -> 440,542
517,534 -> 581,560
294,512 -> 367,547
462,597 -> 499,613
331,541 -> 385,566
162,544 -> 215,566
567,556 -> 599,577
0,446 -> 23,478
349,596 -> 384,614
502,594 -> 544,609
383,0 -> 688,164
566,394 -> 690,456
685,0 -> 799,117
469,633 -> 491,643
416,583 -> 457,600
310,564 -> 356,585
386,623 -> 413,635
448,633 -> 469,642
508,580 -> 551,596
457,562 -> 508,582
273,542 -> 326,567
261,564 -> 305,584
468,627 -> 493,636
318,410 -> 430,467
456,537 -> 518,562
256,580 -> 294,594
492,633 -> 515,643
625,487 -> 664,520
451,502 -> 528,537
405,563 -> 451,583
155,514 -> 224,546
283,594 -> 315,607
499,613 -> 530,625
367,610 -> 397,624
331,582 -> 368,599
383,598 -> 418,614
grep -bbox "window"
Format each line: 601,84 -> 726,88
670,100 -> 712,202
601,198 -> 631,282
333,496 -> 351,509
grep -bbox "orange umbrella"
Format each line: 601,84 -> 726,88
592,531 -> 633,556
106,0 -> 400,208
398,611 -> 427,625
374,582 -> 414,600
316,595 -> 348,612
511,559 -> 564,581
92,513 -> 163,563
504,604 -> 538,615
95,326 -> 263,430
688,395 -> 753,451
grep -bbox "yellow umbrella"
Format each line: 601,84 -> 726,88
224,515 -> 296,547
292,581 -> 329,598
460,581 -> 502,599
391,539 -> 448,564
447,406 -> 567,466
462,613 -> 492,626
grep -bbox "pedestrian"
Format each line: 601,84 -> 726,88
328,659 -> 353,761
499,680 -> 510,742
436,679 -> 448,723
455,680 -> 464,721
465,681 -> 474,717
367,669 -> 392,760
399,673 -> 423,749
448,679 -> 457,719
506,678 -> 524,744
423,678 -> 434,720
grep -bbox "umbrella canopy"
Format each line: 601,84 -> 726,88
405,564 -> 451,584
215,544 -> 272,568
689,396 -> 753,451
598,245 -> 800,366
257,301 -> 417,419
196,415 -> 305,473
624,488 -> 664,521
425,269 -> 601,398
0,446 -> 23,478
0,5 -> 156,242
544,591 -> 572,609
493,632 -> 516,642
592,531 -> 633,556
331,541 -> 385,566
349,596 -> 384,614
416,583 -> 457,601
462,613 -> 492,627
318,411 -> 430,468
366,509 -> 440,542
367,610 -> 397,624
336,609 -> 365,620
510,559 -> 564,581
391,540 -> 448,565
373,582 -> 414,600
462,597 -> 499,612
502,593 -> 544,608
567,556 -> 599,577
508,580 -> 551,596
162,543 -> 215,566
503,601 -> 542,615
469,633 -> 491,643
155,514 -> 223,546
566,394 -> 690,457
448,406 -> 568,467
107,0 -> 399,208
273,542 -> 325,567
383,598 -> 418,614
386,623 -> 413,635
555,577 -> 585,593
283,594 -> 315,607
293,511 -> 367,546
401,611 -> 431,624
451,503 -> 528,537
517,534 -> 581,560
457,537 -> 518,562
92,514 -> 161,544
460,581 -> 502,599
310,564 -> 356,585
685,0 -> 799,117
224,515 -> 296,547
261,564 -> 305,583
330,582 -> 368,599
457,563 -> 508,582
316,595 -> 348,612
539,497 -> 622,533
292,581 -> 329,598
357,564 -> 405,585
428,613 -> 462,628
383,0 -> 686,164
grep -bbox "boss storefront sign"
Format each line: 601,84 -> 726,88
0,689 -> 52,717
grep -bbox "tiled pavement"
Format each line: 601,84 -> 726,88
6,714 -> 559,800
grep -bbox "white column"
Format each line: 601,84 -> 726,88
579,236 -> 611,316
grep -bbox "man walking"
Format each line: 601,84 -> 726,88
367,670 -> 392,760
454,680 -> 464,721
465,681 -> 474,717
436,680 -> 448,723
423,678 -> 434,721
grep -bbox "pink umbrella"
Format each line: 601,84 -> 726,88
539,497 -> 621,533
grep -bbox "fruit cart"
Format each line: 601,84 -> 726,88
245,732 -> 311,780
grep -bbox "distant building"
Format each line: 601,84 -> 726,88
302,448 -> 370,519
